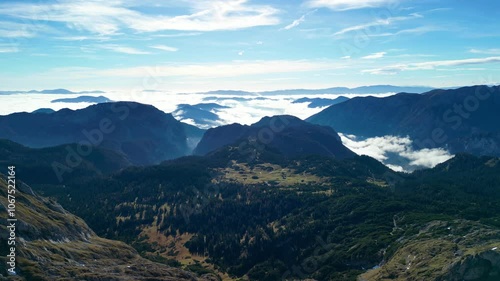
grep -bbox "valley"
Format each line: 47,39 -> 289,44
2,0 -> 499,279
1,85 -> 500,280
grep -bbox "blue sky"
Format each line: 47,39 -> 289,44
0,0 -> 499,92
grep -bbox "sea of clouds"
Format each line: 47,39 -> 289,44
0,90 -> 395,124
0,90 -> 453,171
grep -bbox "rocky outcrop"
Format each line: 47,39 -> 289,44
359,220 -> 500,281
442,250 -> 500,281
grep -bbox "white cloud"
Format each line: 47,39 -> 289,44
386,164 -> 405,172
469,48 -> 500,55
0,29 -> 35,38
334,20 -> 384,36
0,0 -> 280,36
55,35 -> 111,41
283,9 -> 317,30
0,21 -> 50,38
0,44 -> 19,53
238,50 -> 245,56
83,59 -> 344,78
400,148 -> 454,168
153,32 -> 202,38
368,25 -> 441,37
333,14 -> 422,37
362,51 -> 386,59
363,56 -> 500,74
340,134 -> 410,161
306,0 -> 398,11
100,44 -> 151,55
284,15 -> 306,30
150,45 -> 178,52
339,133 -> 453,171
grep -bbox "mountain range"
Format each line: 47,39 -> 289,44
193,85 -> 435,96
5,137 -> 498,280
308,85 -> 500,156
2,85 -> 500,280
0,85 -> 434,97
0,89 -> 105,95
0,102 -> 205,165
292,96 -> 350,108
51,95 -> 113,104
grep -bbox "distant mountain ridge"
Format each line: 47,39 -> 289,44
307,85 -> 500,156
0,85 -> 442,97
0,89 -> 105,95
0,102 -> 205,165
51,95 -> 113,103
192,85 -> 434,96
172,103 -> 229,129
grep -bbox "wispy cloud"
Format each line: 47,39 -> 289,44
0,29 -> 34,38
0,43 -> 19,53
333,13 -> 422,37
306,0 -> 398,11
283,10 -> 316,30
284,15 -> 306,30
363,56 -> 500,74
0,21 -> 43,38
0,0 -> 280,36
469,48 -> 500,55
369,25 -> 441,37
150,45 -> 178,52
426,7 -> 453,13
100,44 -> 150,55
55,35 -> 111,41
45,59 -> 344,79
362,51 -> 386,59
152,32 -> 202,38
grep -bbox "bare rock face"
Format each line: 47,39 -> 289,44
443,250 -> 500,281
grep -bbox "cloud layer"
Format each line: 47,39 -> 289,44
307,0 -> 397,11
339,133 -> 453,171
363,56 -> 500,75
0,90 -> 455,172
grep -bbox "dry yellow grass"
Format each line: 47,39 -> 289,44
214,161 -> 328,186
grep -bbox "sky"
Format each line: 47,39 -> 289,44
0,0 -> 499,92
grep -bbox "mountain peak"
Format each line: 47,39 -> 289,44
251,115 -> 304,128
194,115 -> 355,159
